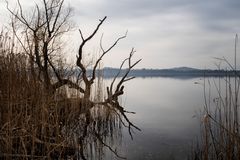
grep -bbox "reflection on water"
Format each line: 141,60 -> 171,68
106,77 -> 204,160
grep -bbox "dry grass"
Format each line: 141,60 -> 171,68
0,31 -> 125,159
190,35 -> 240,160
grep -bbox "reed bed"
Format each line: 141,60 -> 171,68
190,35 -> 240,160
0,31 -> 124,159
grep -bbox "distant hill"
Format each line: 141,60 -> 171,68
99,67 -> 240,78
170,67 -> 200,71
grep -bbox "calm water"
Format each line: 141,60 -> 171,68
108,77 -> 206,160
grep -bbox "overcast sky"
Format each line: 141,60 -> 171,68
1,0 -> 240,69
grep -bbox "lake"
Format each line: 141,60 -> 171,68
105,77 -> 206,160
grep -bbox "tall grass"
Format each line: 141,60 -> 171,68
190,35 -> 240,160
0,32 -> 123,159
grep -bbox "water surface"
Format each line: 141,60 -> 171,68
111,77 -> 205,160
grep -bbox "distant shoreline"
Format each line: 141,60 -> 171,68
97,67 -> 240,78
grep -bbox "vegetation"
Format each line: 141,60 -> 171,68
190,35 -> 240,160
0,0 -> 141,159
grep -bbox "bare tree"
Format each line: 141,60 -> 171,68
2,0 -> 141,159
75,16 -> 141,159
7,0 -> 83,93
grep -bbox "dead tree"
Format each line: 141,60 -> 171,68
7,0 -> 83,94
75,16 -> 141,159
4,0 -> 141,159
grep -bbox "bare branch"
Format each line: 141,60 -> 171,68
90,31 -> 127,83
78,29 -> 84,41
115,49 -> 142,93
52,79 -> 85,93
43,0 -> 51,36
51,0 -> 64,33
76,16 -> 107,91
6,0 -> 34,31
77,16 -> 107,63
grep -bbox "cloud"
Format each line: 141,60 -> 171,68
1,0 -> 240,69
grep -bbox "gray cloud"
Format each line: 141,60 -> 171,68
1,0 -> 240,69
70,0 -> 240,33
